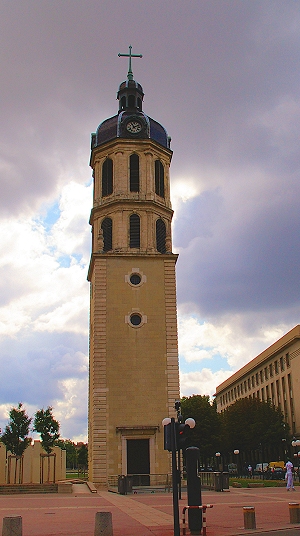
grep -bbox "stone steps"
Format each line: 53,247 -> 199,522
0,483 -> 58,494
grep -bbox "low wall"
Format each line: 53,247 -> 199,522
0,441 -> 66,484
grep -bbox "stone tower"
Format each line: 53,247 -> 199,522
88,48 -> 180,486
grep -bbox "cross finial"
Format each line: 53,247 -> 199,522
118,45 -> 143,81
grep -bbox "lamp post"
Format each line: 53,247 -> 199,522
215,452 -> 221,471
234,449 -> 240,477
162,409 -> 195,536
291,439 -> 300,482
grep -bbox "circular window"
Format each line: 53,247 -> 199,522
130,273 -> 141,285
130,314 -> 142,326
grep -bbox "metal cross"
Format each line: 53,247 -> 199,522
118,45 -> 142,81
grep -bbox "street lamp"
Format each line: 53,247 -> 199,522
291,439 -> 300,482
234,449 -> 240,477
162,410 -> 195,536
215,452 -> 221,471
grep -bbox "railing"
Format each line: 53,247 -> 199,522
108,472 -> 229,493
108,473 -> 172,493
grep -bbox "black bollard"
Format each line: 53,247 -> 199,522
186,447 -> 202,535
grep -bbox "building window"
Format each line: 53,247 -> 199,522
156,219 -> 166,253
274,360 -> 279,374
271,382 -> 275,404
130,154 -> 139,192
269,363 -> 273,377
130,273 -> 141,285
130,313 -> 142,326
248,378 -> 251,390
286,353 -> 290,368
101,218 -> 112,252
264,366 -> 269,380
251,375 -> 255,388
155,160 -> 165,198
280,356 -> 284,372
255,372 -> 259,386
260,370 -> 264,383
130,214 -> 140,248
128,94 -> 135,108
276,380 -> 280,405
102,158 -> 113,197
266,384 -> 270,400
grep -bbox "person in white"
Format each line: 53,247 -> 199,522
285,460 -> 295,491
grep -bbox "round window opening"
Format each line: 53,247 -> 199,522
130,313 -> 142,326
130,273 -> 141,285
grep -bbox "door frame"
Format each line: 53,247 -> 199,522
121,433 -> 155,475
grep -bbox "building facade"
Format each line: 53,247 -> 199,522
215,325 -> 300,437
87,52 -> 180,486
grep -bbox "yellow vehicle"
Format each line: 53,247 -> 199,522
269,461 -> 285,469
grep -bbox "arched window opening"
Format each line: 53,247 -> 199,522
137,97 -> 142,110
155,160 -> 165,198
102,158 -> 113,197
121,96 -> 126,110
130,214 -> 140,248
156,219 -> 166,253
130,154 -> 139,192
128,94 -> 135,108
101,218 -> 113,252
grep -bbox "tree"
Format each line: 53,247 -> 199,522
181,395 -> 221,466
77,444 -> 88,469
220,397 -> 289,465
56,439 -> 78,468
0,403 -> 32,457
33,407 -> 60,454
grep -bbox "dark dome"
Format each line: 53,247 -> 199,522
92,114 -> 170,149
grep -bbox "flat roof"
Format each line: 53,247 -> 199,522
215,324 -> 300,395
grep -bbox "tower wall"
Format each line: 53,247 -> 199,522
88,78 -> 180,487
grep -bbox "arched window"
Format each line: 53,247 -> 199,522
156,219 -> 166,253
102,158 -> 113,197
130,214 -> 140,248
130,154 -> 139,192
155,160 -> 164,198
128,94 -> 135,108
101,218 -> 112,252
137,97 -> 142,111
121,96 -> 126,110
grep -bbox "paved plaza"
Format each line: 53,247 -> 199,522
1,484 -> 300,536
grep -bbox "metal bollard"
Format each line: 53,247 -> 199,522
243,506 -> 256,529
2,516 -> 22,536
289,502 -> 300,524
94,511 -> 113,536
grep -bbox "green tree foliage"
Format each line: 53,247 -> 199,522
220,397 -> 289,459
181,395 -> 221,465
33,406 -> 60,454
56,439 -> 78,469
77,444 -> 88,469
0,403 -> 32,457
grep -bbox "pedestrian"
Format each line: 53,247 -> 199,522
247,464 -> 252,478
285,459 -> 295,491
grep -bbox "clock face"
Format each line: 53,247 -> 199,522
126,120 -> 142,134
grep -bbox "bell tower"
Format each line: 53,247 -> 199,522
88,47 -> 180,486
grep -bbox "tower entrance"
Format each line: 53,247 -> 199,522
127,438 -> 150,485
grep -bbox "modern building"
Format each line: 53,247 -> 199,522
87,48 -> 180,487
215,325 -> 300,437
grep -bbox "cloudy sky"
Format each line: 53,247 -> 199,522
0,0 -> 299,441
